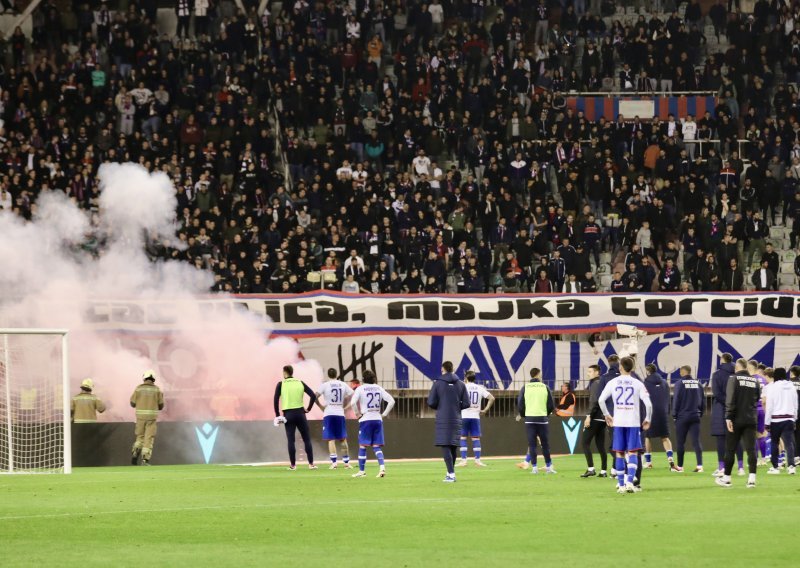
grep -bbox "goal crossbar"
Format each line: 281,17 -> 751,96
0,329 -> 69,335
0,329 -> 71,474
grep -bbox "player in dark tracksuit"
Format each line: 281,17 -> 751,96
517,368 -> 556,474
672,365 -> 705,472
273,365 -> 318,470
643,364 -> 676,470
581,364 -> 608,477
427,361 -> 471,482
597,355 -> 621,393
717,358 -> 762,488
710,354 -> 743,475
598,355 -> 621,460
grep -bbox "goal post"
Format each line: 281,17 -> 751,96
0,329 -> 70,474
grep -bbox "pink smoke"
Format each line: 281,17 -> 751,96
0,164 -> 322,421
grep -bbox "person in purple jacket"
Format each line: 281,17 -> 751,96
748,360 -> 770,465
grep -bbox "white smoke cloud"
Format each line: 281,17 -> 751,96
0,163 -> 321,421
97,163 -> 180,247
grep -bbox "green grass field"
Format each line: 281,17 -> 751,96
1,453 -> 797,567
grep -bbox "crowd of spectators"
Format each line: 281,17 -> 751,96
0,0 -> 799,294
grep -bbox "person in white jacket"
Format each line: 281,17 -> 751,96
765,367 -> 798,475
682,115 -> 698,160
195,0 -> 210,36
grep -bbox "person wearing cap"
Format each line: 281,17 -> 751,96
71,379 -> 106,423
130,370 -> 165,466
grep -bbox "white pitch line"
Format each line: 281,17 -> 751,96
0,497 -> 472,522
0,457 -> 553,486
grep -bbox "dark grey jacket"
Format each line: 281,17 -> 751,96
711,362 -> 735,435
427,373 -> 470,446
726,371 -> 761,426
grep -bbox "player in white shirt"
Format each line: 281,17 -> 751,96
315,369 -> 355,469
598,357 -> 653,494
347,370 -> 395,478
457,371 -> 495,467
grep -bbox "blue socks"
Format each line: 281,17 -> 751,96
616,457 -> 625,486
343,453 -> 350,464
460,437 -> 468,460
358,447 -> 367,472
374,446 -> 385,467
330,453 -> 337,465
627,454 -> 638,484
473,439 -> 481,460
644,453 -> 652,464
666,449 -> 674,462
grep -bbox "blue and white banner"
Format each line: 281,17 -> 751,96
81,291 -> 800,336
234,291 -> 799,337
298,332 -> 800,390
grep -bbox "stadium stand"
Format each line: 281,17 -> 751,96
1,0 -> 799,294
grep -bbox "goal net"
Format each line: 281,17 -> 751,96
0,330 -> 70,474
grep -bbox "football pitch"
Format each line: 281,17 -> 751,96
1,453 -> 796,567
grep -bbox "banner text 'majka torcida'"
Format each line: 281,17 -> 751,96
80,292 -> 800,337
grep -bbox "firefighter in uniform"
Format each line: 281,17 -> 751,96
71,379 -> 106,423
130,370 -> 164,465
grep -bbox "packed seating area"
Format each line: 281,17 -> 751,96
1,0 -> 799,293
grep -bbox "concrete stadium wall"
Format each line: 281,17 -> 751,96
72,416 -> 719,466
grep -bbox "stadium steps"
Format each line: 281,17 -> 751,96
0,13 -> 32,39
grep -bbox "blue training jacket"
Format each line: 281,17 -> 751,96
672,375 -> 705,420
644,372 -> 670,421
710,362 -> 735,435
597,363 -> 620,414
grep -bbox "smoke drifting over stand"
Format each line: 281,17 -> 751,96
0,163 -> 321,421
